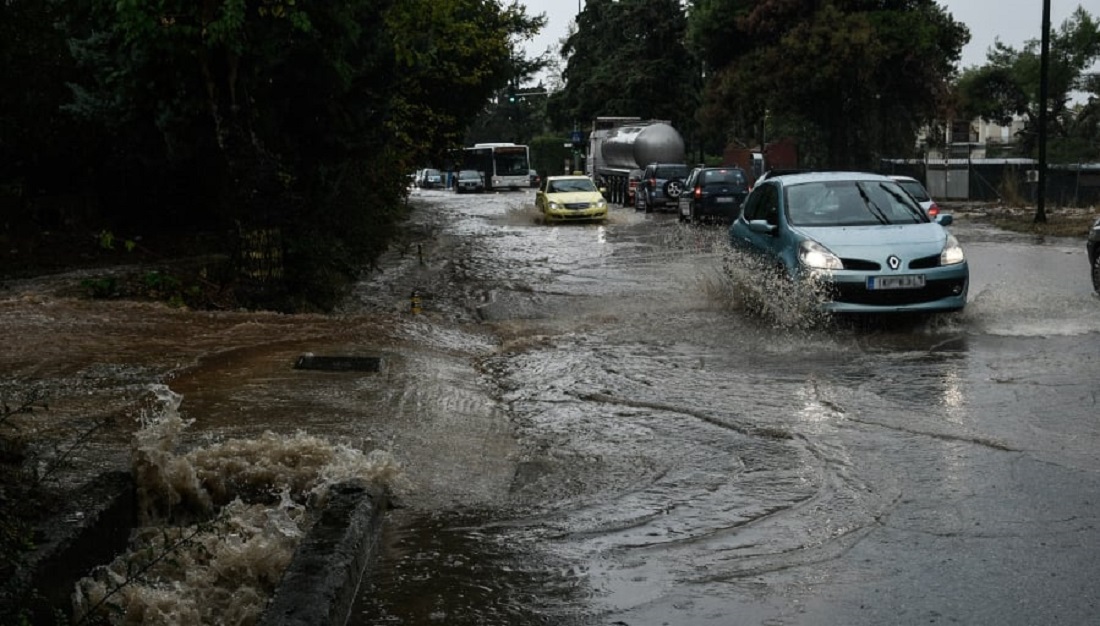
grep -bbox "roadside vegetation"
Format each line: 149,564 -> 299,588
951,203 -> 1098,238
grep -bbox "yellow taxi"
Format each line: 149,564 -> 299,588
536,175 -> 608,222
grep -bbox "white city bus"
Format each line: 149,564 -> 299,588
461,143 -> 531,191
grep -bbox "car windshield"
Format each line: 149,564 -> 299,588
549,178 -> 597,193
458,171 -> 480,180
784,180 -> 927,226
895,179 -> 931,202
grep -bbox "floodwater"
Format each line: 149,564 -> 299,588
2,187 -> 1099,625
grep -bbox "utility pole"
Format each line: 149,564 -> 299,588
1036,0 -> 1050,223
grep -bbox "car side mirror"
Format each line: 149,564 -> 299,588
747,220 -> 778,235
935,214 -> 953,226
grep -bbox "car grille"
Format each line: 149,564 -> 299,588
830,278 -> 967,305
908,254 -> 942,270
840,258 -> 880,270
839,255 -> 944,271
565,202 -> 593,210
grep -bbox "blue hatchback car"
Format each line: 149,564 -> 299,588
728,171 -> 968,313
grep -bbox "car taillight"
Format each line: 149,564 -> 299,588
649,178 -> 656,188
928,202 -> 940,217
694,186 -> 702,199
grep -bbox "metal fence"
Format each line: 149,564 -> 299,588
880,158 -> 1100,207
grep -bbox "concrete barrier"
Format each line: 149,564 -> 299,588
0,471 -> 136,625
259,481 -> 387,626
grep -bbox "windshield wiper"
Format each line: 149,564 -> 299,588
856,184 -> 889,225
877,183 -> 926,222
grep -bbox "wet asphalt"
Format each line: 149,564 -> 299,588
343,189 -> 1100,625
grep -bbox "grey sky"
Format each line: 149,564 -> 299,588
519,1 -> 1093,75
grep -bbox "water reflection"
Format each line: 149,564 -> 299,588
352,510 -> 592,626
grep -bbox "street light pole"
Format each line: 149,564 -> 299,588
1036,0 -> 1050,223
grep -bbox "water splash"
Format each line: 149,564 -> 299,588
73,384 -> 403,625
709,247 -> 834,330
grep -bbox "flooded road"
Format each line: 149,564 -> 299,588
347,190 -> 1100,625
3,188 -> 1099,624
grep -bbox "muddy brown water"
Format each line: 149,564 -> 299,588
3,189 -> 1100,624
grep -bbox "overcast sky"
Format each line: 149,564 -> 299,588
519,1 -> 1094,80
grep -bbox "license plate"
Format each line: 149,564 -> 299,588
716,197 -> 734,203
868,275 -> 926,290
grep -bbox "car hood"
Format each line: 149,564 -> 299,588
793,223 -> 948,257
546,192 -> 603,203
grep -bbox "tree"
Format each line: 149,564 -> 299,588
955,6 -> 1100,159
0,0 -> 105,228
548,0 -> 697,137
11,0 -> 542,310
689,0 -> 969,169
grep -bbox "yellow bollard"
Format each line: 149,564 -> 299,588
410,290 -> 422,314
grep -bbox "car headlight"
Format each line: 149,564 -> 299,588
596,199 -> 607,209
940,233 -> 965,265
799,240 -> 843,270
548,201 -> 562,210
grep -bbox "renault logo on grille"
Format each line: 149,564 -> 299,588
887,255 -> 901,270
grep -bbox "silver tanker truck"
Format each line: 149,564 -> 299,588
586,117 -> 686,207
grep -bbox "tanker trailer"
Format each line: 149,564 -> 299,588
587,118 -> 686,207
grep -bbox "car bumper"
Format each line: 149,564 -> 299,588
692,200 -> 742,221
810,263 -> 969,313
544,207 -> 608,221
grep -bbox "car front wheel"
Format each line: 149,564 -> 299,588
1092,254 -> 1100,294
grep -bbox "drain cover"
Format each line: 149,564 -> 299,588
293,355 -> 382,372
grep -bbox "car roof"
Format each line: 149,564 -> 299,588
889,175 -> 920,183
765,171 -> 894,186
546,175 -> 590,181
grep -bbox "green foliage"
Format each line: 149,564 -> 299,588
529,134 -> 574,179
689,0 -> 968,168
550,0 -> 697,135
955,7 -> 1100,160
80,276 -> 119,299
0,0 -> 544,312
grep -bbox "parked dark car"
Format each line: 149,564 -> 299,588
1089,216 -> 1100,293
528,169 -> 541,189
635,162 -> 690,213
677,166 -> 750,224
455,169 -> 485,194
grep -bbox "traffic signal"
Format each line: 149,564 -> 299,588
508,90 -> 517,103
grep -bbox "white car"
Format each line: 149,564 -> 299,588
890,175 -> 940,218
